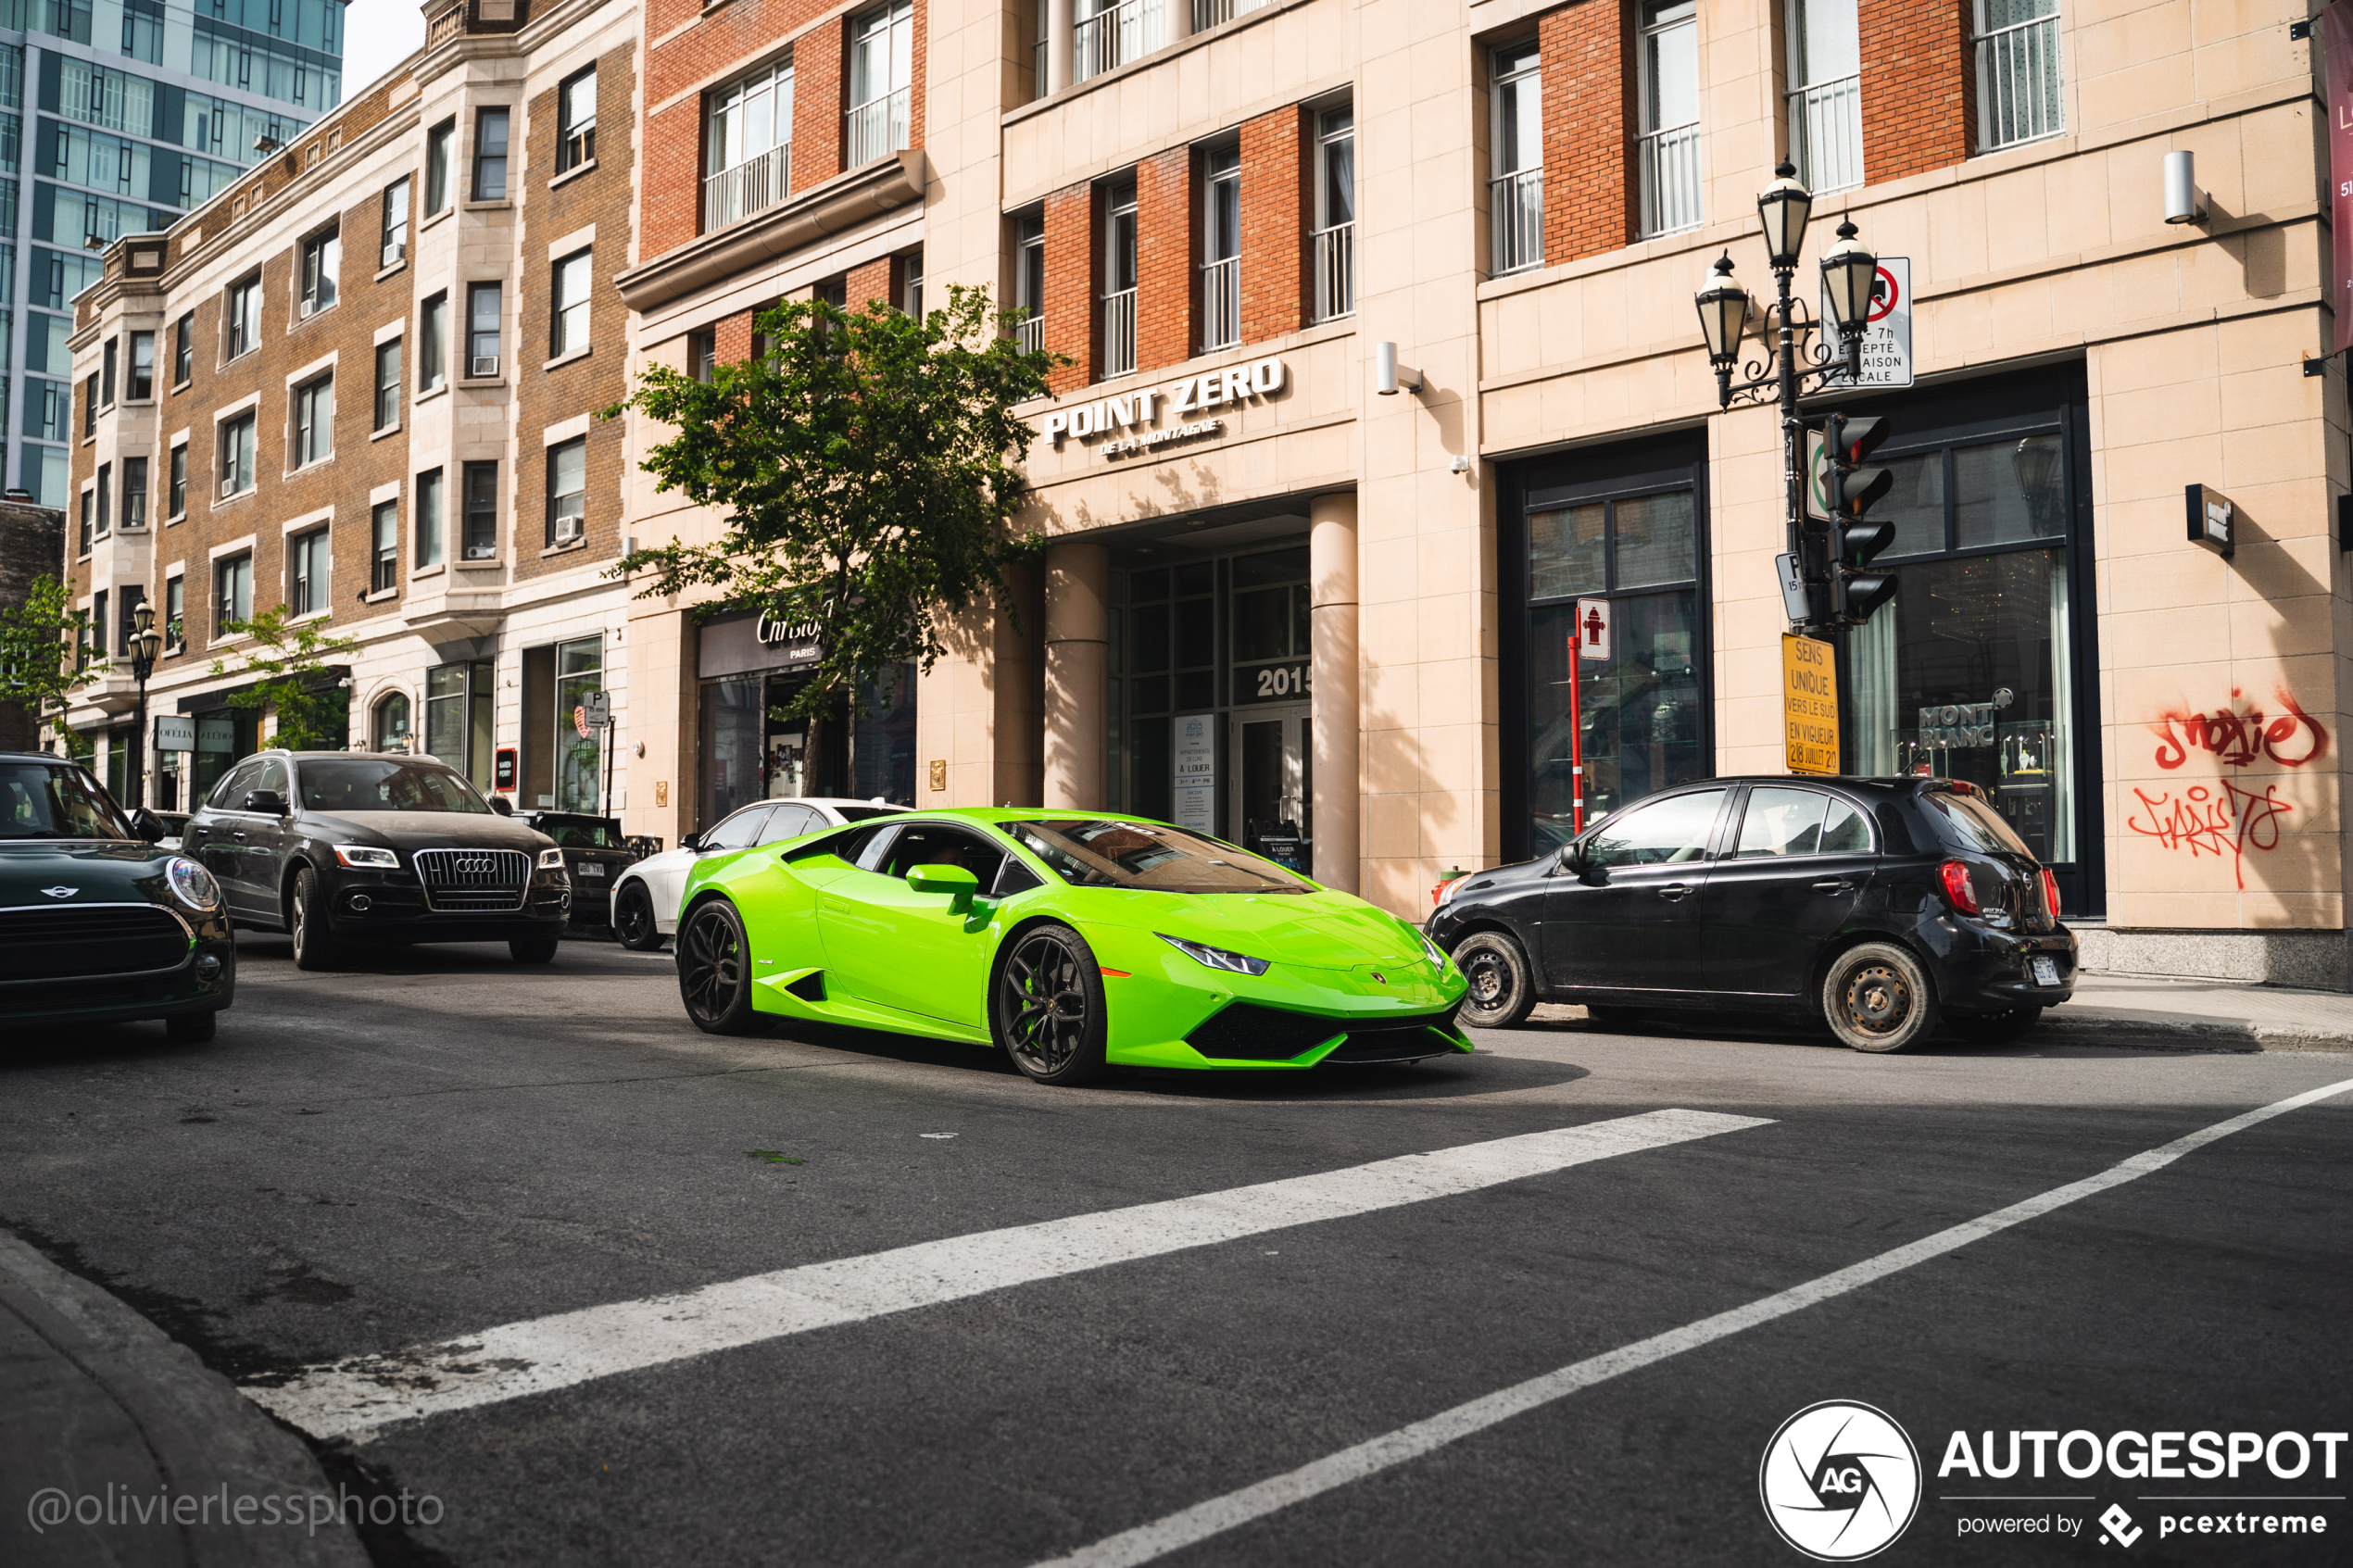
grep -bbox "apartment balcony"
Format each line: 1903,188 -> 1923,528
1075,0 -> 1162,83
1312,221 -> 1353,323
1190,0 -> 1267,29
847,88 -> 911,169
1638,122 -> 1702,238
1200,257 -> 1238,353
1101,287 -> 1136,377
1978,10 -> 2063,149
1789,75 -> 1862,194
1013,313 -> 1045,355
1489,168 -> 1543,276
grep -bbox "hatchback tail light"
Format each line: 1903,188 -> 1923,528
1938,859 -> 1981,914
2042,866 -> 2061,920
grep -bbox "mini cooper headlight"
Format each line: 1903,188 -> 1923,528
165,856 -> 221,910
1158,934 -> 1272,976
334,844 -> 399,870
537,847 -> 568,871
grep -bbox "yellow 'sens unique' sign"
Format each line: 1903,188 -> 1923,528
1782,634 -> 1841,775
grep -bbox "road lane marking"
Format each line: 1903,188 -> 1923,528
244,1107 -> 1768,1441
1029,1073 -> 2353,1568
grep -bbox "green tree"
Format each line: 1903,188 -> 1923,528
209,605 -> 361,751
0,572 -> 107,757
610,284 -> 1062,715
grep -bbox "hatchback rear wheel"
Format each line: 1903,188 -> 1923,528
1453,933 -> 1536,1029
1822,941 -> 1938,1053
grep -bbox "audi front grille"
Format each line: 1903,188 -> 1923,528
411,847 -> 530,913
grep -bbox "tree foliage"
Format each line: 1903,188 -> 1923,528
209,605 -> 362,752
611,284 -> 1061,714
0,573 -> 107,756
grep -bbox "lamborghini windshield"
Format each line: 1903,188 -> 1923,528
1006,819 -> 1315,895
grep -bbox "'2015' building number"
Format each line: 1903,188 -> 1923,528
1249,663 -> 1310,701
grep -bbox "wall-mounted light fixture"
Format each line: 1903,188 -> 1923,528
1449,455 -> 1471,474
1374,341 -> 1422,396
2163,150 -> 2208,226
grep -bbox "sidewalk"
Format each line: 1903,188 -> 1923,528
0,1232 -> 368,1568
2037,972 -> 2353,1053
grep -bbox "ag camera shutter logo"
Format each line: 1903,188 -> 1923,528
1759,1400 -> 1922,1561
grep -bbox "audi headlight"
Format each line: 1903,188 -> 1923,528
1158,934 -> 1271,977
165,856 -> 221,910
333,844 -> 399,870
537,848 -> 567,871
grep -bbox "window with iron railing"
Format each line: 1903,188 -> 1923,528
1489,41 -> 1543,275
1191,0 -> 1268,30
1101,180 -> 1138,377
1787,0 -> 1861,194
1975,0 -> 2062,150
1075,0 -> 1162,83
848,2 -> 912,166
1638,0 -> 1701,236
1201,144 -> 1239,353
1313,103 -> 1354,322
704,58 -> 791,232
1013,212 -> 1046,353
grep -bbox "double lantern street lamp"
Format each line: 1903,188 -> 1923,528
1694,162 -> 1881,630
127,599 -> 162,809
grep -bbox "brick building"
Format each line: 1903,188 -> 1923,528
62,0 -> 642,832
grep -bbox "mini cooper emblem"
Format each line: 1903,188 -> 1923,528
40,886 -> 77,898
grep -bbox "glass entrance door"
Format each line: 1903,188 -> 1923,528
1231,704 -> 1311,872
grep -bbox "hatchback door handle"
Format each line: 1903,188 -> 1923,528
233,831 -> 249,842
1812,879 -> 1850,894
1656,883 -> 1691,902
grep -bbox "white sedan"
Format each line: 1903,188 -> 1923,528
611,797 -> 906,951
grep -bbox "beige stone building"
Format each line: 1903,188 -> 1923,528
620,0 -> 2348,982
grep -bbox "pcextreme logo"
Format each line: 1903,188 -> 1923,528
1760,1400 -> 1924,1562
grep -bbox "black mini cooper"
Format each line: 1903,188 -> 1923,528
183,750 -> 570,970
0,750 -> 234,1041
1428,776 -> 2077,1052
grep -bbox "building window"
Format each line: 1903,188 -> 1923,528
91,589 -> 107,663
82,372 -> 96,435
77,486 -> 91,554
420,291 -> 447,390
298,224 -> 339,316
213,551 -> 252,637
1787,0 -> 1861,193
226,272 -> 260,358
94,463 -> 109,538
127,330 -> 153,399
371,499 -> 398,593
375,690 -> 410,750
1489,41 -> 1542,275
172,312 -> 193,385
425,118 -> 454,213
1101,177 -> 1137,377
1013,212 -> 1045,353
289,524 -> 330,616
163,574 -> 183,653
381,176 -> 409,267
168,443 -> 186,518
703,58 -> 792,232
688,329 -> 717,383
466,282 -> 501,376
461,460 -> 497,559
121,455 -> 145,529
1975,0 -> 2063,149
415,466 -> 445,568
551,250 -> 591,356
218,409 -> 256,496
557,66 -> 596,172
472,106 -> 510,200
1312,104 -> 1355,322
1638,0 -> 1702,236
374,339 -> 401,430
900,248 -> 924,318
1075,0 -> 1155,82
546,436 -> 586,546
101,336 -> 116,407
293,373 -> 333,467
847,2 -> 913,167
1201,144 -> 1240,353
425,659 -> 495,790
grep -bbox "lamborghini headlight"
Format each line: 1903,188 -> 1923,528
1158,934 -> 1271,977
1419,932 -> 1448,971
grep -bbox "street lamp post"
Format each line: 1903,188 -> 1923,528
1693,162 -> 1876,631
128,599 -> 161,809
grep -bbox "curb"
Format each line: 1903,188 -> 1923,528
2032,1012 -> 2353,1055
0,1232 -> 369,1568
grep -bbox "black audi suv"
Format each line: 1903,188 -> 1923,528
184,750 -> 570,970
1428,776 -> 2076,1052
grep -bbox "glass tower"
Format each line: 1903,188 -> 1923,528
2,0 -> 341,504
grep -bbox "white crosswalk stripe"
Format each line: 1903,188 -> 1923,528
244,1108 -> 1769,1441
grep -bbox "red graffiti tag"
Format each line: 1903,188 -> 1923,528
2124,781 -> 2294,890
2149,690 -> 2329,771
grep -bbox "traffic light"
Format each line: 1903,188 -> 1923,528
1824,413 -> 1898,624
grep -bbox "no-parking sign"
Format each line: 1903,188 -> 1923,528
1822,257 -> 1911,388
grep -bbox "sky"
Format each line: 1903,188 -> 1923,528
341,0 -> 427,97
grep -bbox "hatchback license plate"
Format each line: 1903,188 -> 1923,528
578,862 -> 606,878
2031,956 -> 2060,986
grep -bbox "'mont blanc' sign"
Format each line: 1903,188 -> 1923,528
1040,357 -> 1289,461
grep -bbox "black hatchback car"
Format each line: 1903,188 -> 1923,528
1428,776 -> 2076,1052
514,811 -> 635,930
184,751 -> 570,971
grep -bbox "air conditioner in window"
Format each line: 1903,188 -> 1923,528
220,477 -> 238,498
382,243 -> 405,268
298,297 -> 315,319
553,512 -> 583,544
470,356 -> 499,378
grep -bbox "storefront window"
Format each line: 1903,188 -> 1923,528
850,664 -> 918,806
699,677 -> 764,827
423,660 -> 493,790
555,635 -> 602,811
374,691 -> 410,751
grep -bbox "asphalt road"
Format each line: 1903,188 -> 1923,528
4,932 -> 2350,1567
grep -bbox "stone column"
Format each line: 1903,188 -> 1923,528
1042,540 -> 1110,809
1164,0 -> 1190,48
1047,0 -> 1074,94
1309,492 -> 1359,893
